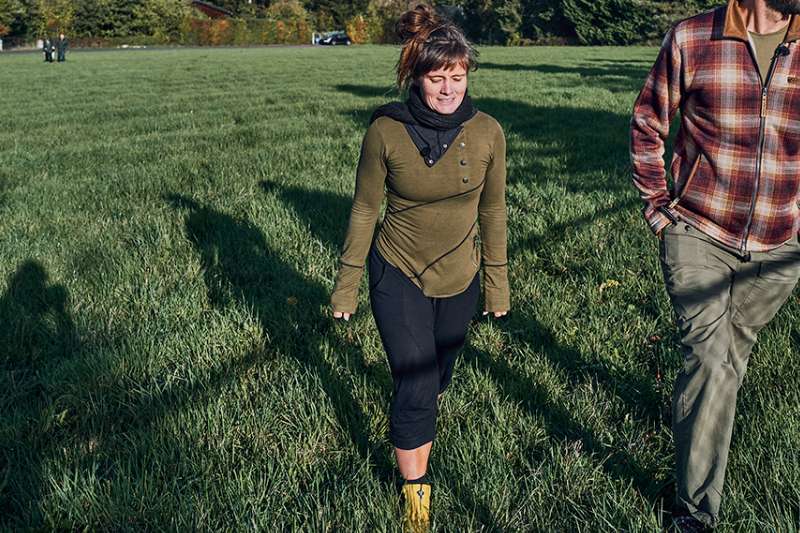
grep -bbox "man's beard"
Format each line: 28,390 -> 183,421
766,0 -> 800,16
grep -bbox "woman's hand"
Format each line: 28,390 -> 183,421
332,310 -> 351,321
483,310 -> 508,318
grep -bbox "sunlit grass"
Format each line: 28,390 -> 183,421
0,45 -> 797,531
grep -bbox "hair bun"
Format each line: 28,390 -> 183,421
396,4 -> 439,43
394,4 -> 476,90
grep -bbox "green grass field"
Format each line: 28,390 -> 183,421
1,45 -> 799,531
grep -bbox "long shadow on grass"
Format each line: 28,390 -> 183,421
335,84 -> 396,100
462,97 -> 632,194
479,60 -> 651,93
508,197 -> 641,260
166,194 -> 396,483
261,180 -> 352,255
1,247 -> 392,526
465,314 -> 659,492
0,261 -> 80,524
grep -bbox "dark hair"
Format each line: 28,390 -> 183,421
395,4 -> 478,91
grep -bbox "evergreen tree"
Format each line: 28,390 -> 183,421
519,0 -> 573,41
562,0 -> 657,45
72,0 -> 138,38
496,0 -> 522,44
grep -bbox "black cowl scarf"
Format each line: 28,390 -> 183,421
370,85 -> 477,167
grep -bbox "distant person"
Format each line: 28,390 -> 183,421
631,0 -> 800,531
331,5 -> 509,532
56,33 -> 68,62
42,37 -> 54,63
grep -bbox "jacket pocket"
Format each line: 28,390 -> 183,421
668,152 -> 705,210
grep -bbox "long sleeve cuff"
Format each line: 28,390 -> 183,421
645,205 -> 675,236
330,264 -> 363,314
483,264 -> 510,312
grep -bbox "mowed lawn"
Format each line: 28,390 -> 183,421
1,45 -> 799,531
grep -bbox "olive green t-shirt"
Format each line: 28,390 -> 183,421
331,112 -> 510,314
749,26 -> 788,82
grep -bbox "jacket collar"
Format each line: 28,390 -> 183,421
723,0 -> 800,42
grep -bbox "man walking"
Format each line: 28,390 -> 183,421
42,36 -> 53,63
631,0 -> 800,530
56,33 -> 68,62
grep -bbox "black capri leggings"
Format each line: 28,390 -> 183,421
368,245 -> 479,450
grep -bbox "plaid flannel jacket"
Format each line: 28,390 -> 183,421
631,0 -> 800,252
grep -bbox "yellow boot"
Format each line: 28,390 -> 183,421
401,482 -> 431,533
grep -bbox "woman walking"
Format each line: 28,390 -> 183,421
331,5 -> 509,531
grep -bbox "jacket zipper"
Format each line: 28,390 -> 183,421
741,42 -> 789,254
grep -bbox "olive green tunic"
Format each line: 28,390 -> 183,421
331,112 -> 510,314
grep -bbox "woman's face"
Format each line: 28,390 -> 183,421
419,64 -> 468,114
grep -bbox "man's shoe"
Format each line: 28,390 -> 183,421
401,482 -> 431,533
671,514 -> 712,533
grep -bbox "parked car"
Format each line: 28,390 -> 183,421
317,31 -> 351,46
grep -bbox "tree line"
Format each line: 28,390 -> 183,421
0,0 -> 721,47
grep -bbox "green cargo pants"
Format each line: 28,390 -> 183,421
660,223 -> 800,527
